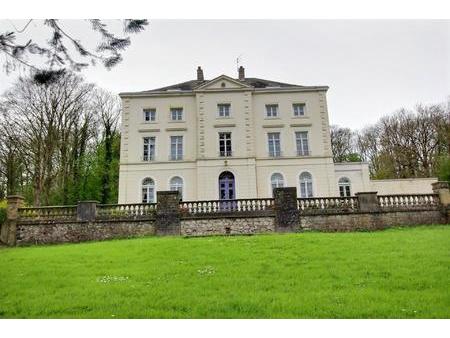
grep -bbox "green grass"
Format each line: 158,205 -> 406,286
0,225 -> 449,318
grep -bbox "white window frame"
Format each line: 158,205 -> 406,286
295,131 -> 310,156
170,136 -> 183,160
267,132 -> 281,157
219,132 -> 232,157
292,103 -> 306,117
142,177 -> 155,203
265,104 -> 279,118
299,172 -> 314,198
170,107 -> 184,121
270,173 -> 285,195
217,103 -> 231,118
338,177 -> 352,197
143,108 -> 156,122
143,136 -> 156,161
169,176 -> 184,199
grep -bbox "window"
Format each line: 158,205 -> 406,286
143,108 -> 156,122
293,103 -> 305,116
170,136 -> 183,160
143,137 -> 155,161
299,172 -> 313,198
295,131 -> 310,156
219,132 -> 232,157
268,132 -> 281,157
265,104 -> 279,117
338,177 -> 351,197
218,103 -> 231,117
170,107 -> 183,121
142,177 -> 155,203
170,176 -> 183,199
271,173 -> 285,193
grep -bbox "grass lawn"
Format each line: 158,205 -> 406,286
0,225 -> 449,318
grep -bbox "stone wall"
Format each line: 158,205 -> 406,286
16,220 -> 155,246
2,185 -> 448,246
181,216 -> 274,236
301,210 -> 445,232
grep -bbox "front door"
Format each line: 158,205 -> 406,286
219,171 -> 235,200
219,171 -> 235,211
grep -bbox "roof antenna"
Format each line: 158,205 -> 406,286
236,54 -> 243,71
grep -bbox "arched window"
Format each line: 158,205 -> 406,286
338,177 -> 351,197
271,173 -> 285,193
170,176 -> 183,199
142,177 -> 155,203
299,172 -> 313,198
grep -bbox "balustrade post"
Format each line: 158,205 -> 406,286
273,187 -> 300,232
155,191 -> 181,236
77,201 -> 98,222
355,192 -> 380,212
432,181 -> 450,222
1,195 -> 25,246
432,181 -> 450,207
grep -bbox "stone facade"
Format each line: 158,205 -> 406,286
156,191 -> 181,235
15,220 -> 155,246
181,216 -> 274,236
301,210 -> 445,232
273,187 -> 299,232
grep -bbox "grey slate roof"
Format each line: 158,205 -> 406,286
141,77 -> 303,93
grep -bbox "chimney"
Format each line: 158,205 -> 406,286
238,66 -> 245,81
197,66 -> 204,81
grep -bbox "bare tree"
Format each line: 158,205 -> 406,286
330,125 -> 356,162
1,71 -> 94,205
1,19 -> 148,82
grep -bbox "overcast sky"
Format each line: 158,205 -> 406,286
1,19 -> 449,129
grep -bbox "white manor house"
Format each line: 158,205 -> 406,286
118,66 -> 436,203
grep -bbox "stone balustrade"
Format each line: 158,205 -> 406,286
1,183 -> 448,246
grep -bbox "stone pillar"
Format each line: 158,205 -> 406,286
432,181 -> 450,207
156,191 -> 181,236
77,201 -> 98,222
0,195 -> 25,246
432,181 -> 450,222
355,192 -> 380,212
273,187 -> 299,232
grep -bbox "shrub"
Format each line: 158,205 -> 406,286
437,155 -> 450,183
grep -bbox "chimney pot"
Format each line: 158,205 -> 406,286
238,66 -> 245,81
197,66 -> 204,81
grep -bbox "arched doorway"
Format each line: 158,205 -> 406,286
218,171 -> 235,200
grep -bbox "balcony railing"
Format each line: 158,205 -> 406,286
296,150 -> 311,156
268,150 -> 282,158
180,198 -> 274,215
97,203 -> 157,219
18,205 -> 77,220
378,194 -> 439,210
219,150 -> 233,157
297,196 -> 359,213
169,155 -> 183,161
142,154 -> 155,161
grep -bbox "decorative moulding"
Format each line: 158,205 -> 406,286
262,124 -> 285,128
213,123 -> 236,128
138,128 -> 160,133
166,127 -> 188,132
290,123 -> 312,127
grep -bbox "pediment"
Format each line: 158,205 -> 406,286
194,75 -> 252,91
